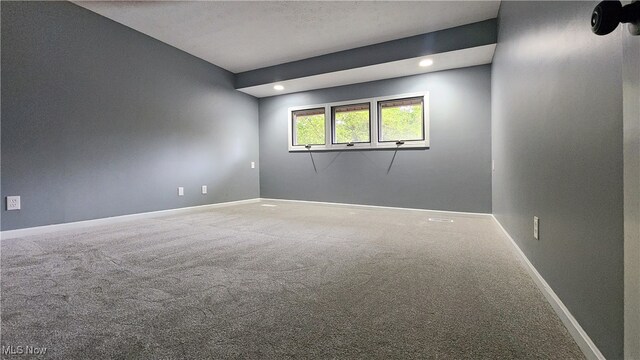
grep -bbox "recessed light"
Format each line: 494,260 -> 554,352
274,84 -> 284,91
419,59 -> 434,67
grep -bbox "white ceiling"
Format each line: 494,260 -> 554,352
75,1 -> 500,73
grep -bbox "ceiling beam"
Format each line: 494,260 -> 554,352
235,18 -> 497,90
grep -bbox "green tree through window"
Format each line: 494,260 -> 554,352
379,97 -> 424,142
293,108 -> 325,145
333,104 -> 370,143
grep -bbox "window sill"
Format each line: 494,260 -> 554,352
289,141 -> 429,152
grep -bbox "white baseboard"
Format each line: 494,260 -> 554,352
491,215 -> 605,360
0,198 -> 260,240
1,197 -> 488,239
260,198 -> 492,218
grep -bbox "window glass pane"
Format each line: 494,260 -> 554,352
379,97 -> 424,142
293,108 -> 325,146
333,103 -> 370,144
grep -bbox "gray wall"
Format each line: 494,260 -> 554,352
492,2 -> 623,358
259,65 -> 491,213
1,2 -> 260,231
623,12 -> 640,359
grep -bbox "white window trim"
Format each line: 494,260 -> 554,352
288,92 -> 429,152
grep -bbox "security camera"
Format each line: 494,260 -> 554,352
591,0 -> 640,35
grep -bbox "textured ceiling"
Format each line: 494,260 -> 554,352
74,1 -> 500,73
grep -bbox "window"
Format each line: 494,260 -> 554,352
288,92 -> 428,151
332,103 -> 370,144
292,108 -> 325,146
378,97 -> 424,142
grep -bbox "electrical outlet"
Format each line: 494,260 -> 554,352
178,187 -> 184,196
251,161 -> 256,169
6,196 -> 21,211
533,216 -> 539,240
201,185 -> 207,194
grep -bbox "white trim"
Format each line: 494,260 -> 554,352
259,198 -> 491,218
491,215 -> 606,360
0,197 -> 487,239
287,92 -> 429,152
0,198 -> 261,240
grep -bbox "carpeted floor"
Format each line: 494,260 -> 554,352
1,200 -> 584,359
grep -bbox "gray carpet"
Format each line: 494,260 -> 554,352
1,200 -> 584,359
